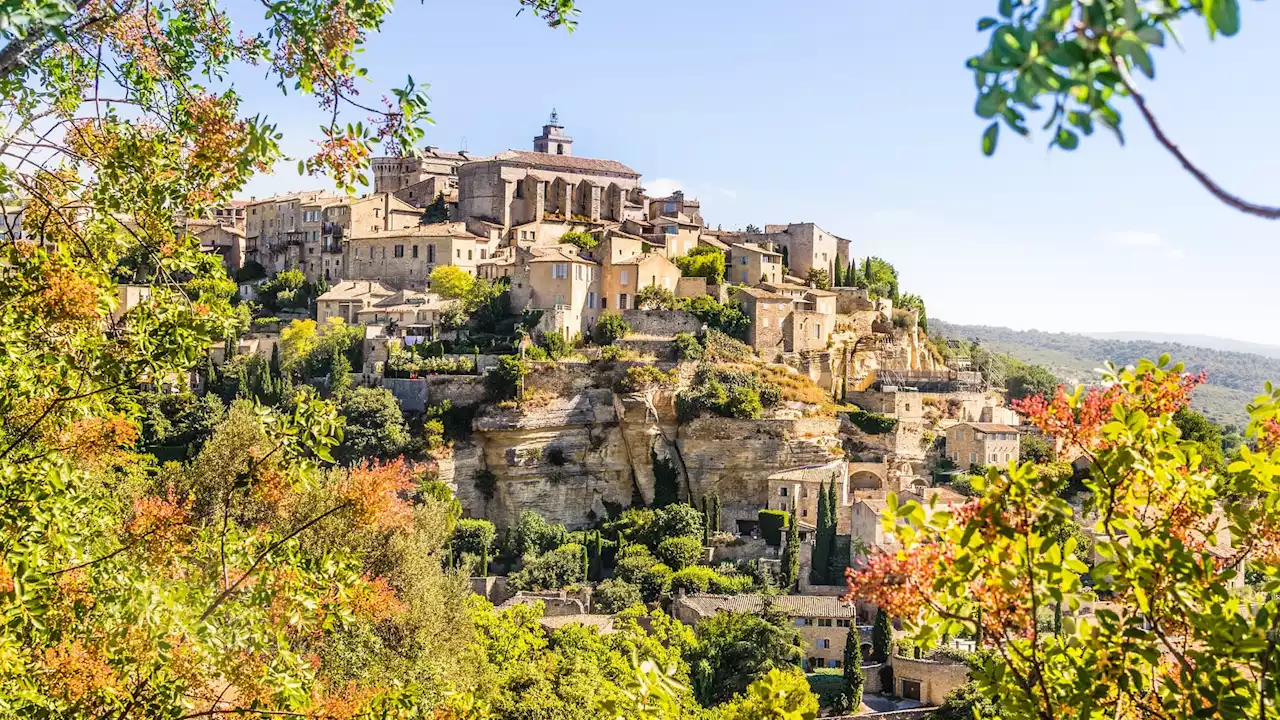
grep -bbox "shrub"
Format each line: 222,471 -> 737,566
507,543 -> 586,592
560,230 -> 597,250
636,562 -> 673,601
758,382 -> 782,407
806,267 -> 831,290
593,312 -> 630,345
701,329 -> 754,362
599,344 -> 624,362
724,386 -> 763,419
635,284 -> 676,310
710,572 -> 754,594
879,665 -> 895,696
656,536 -> 704,571
618,365 -> 677,393
592,579 -> 643,613
680,297 -> 748,339
648,503 -> 705,545
539,330 -> 572,360
669,565 -> 718,594
846,407 -> 898,434
673,245 -> 725,284
758,509 -> 789,547
674,333 -> 703,361
486,355 -> 528,401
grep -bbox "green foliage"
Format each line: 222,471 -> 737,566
656,536 -> 704,571
712,494 -> 722,534
422,192 -> 449,224
701,329 -> 755,362
652,451 -> 682,509
1005,361 -> 1059,403
328,347 -> 352,397
636,284 -> 677,310
1020,432 -> 1054,463
452,518 -> 497,563
860,257 -> 899,301
487,355 -> 529,401
138,392 -> 226,459
593,311 -> 631,345
926,680 -> 1002,720
540,329 -> 573,360
674,245 -> 726,285
845,407 -> 898,434
429,264 -> 476,301
514,510 -> 570,558
508,542 -> 587,592
898,292 -> 928,332
592,579 -> 643,614
678,295 -> 749,340
1174,406 -> 1226,472
620,365 -> 678,393
805,268 -> 830,291
474,468 -> 498,501
688,605 -> 804,706
843,625 -> 864,708
676,365 -> 779,422
872,609 -> 892,663
675,333 -> 704,361
812,480 -> 831,585
260,269 -> 320,313
334,387 -> 409,464
650,503 -> 706,545
560,230 -> 598,250
782,504 -> 800,591
758,509 -> 788,547
669,566 -> 754,596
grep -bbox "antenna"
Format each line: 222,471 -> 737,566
550,108 -> 560,126
460,136 -> 469,153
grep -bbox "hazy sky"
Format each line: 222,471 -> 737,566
236,0 -> 1280,345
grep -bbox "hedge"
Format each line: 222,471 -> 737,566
845,407 -> 898,434
759,509 -> 789,547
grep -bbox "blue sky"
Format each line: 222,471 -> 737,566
237,0 -> 1280,345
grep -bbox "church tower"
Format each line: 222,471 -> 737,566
533,109 -> 574,156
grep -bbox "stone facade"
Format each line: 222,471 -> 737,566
619,309 -> 703,337
371,148 -> 476,195
889,654 -> 969,705
726,242 -> 783,286
945,422 -> 1020,469
735,286 -> 791,352
345,222 -> 487,287
317,280 -> 394,325
785,310 -> 834,352
753,222 -> 843,277
672,594 -> 863,671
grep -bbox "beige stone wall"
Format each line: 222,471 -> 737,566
945,424 -> 1020,468
889,655 -> 969,705
676,276 -> 707,298
786,310 -> 834,352
759,223 -> 840,277
346,232 -> 477,286
739,294 -> 789,352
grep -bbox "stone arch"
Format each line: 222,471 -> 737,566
860,643 -> 872,659
849,470 -> 885,490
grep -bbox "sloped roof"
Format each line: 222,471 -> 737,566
318,280 -> 394,302
735,286 -> 791,301
495,150 -> 640,178
731,242 -> 782,258
354,222 -> 481,240
954,422 -> 1019,433
679,594 -> 857,619
528,245 -> 596,265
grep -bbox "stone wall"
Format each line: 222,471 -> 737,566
383,377 -> 431,412
621,309 -> 703,337
425,374 -> 489,407
676,276 -> 707,298
888,655 -> 969,705
834,287 -> 874,314
709,537 -> 777,564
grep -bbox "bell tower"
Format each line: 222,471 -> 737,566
533,109 -> 574,156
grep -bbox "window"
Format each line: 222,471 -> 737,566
817,619 -> 832,627
412,245 -> 418,258
456,249 -> 461,259
576,265 -> 584,281
394,244 -> 404,258
481,249 -> 487,259
664,201 -> 677,213
513,182 -> 524,199
468,249 -> 473,260
817,639 -> 831,649
591,267 -> 598,281
555,294 -> 564,305
740,256 -> 748,265
741,270 -> 748,283
427,244 -> 435,263
556,143 -> 564,154
355,248 -> 361,259
762,317 -> 770,328
837,619 -> 851,628
374,208 -> 381,218
600,297 -> 607,309
814,324 -> 821,338
827,659 -> 840,669
795,618 -> 812,627
587,292 -> 596,309
381,247 -> 386,259
664,225 -> 677,234
779,487 -> 788,497
618,293 -> 629,310
802,509 -> 809,518
552,263 -> 569,279
620,270 -> 629,286
971,452 -> 977,464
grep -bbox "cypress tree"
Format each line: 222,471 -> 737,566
269,342 -> 281,377
593,531 -> 604,580
581,544 -> 589,584
812,480 -> 830,585
826,480 -> 842,581
783,503 -> 800,592
780,245 -> 790,272
833,256 -> 844,287
849,259 -> 860,289
864,256 -> 874,289
872,608 -> 892,662
843,624 -> 864,708
711,494 -> 722,534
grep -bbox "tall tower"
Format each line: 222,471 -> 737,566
533,109 -> 574,156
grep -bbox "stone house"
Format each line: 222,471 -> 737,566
371,147 -> 477,195
316,280 -> 394,324
509,244 -> 599,339
393,175 -> 455,210
672,594 -> 861,671
766,460 -> 848,532
752,222 -> 843,277
945,422 -> 1021,469
785,310 -> 835,352
199,199 -> 247,229
647,190 -> 702,226
316,193 -> 422,283
354,289 -> 449,329
734,286 -> 792,352
456,118 -> 642,235
244,190 -> 338,274
626,214 -> 701,259
194,224 -> 250,272
727,242 -> 783,286
344,222 -> 488,287
607,252 -> 682,311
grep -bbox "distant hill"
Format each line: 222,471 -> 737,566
932,321 -> 1280,426
1082,331 -> 1280,360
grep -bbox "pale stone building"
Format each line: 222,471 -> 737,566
316,280 -> 394,324
752,222 -> 844,278
945,422 -> 1021,469
371,147 -> 479,196
766,461 -> 848,531
509,244 -> 600,339
194,224 -> 251,273
456,115 -> 643,237
726,242 -> 783,286
647,190 -> 702,226
314,193 -> 421,283
244,190 -> 338,275
344,222 -> 488,287
587,231 -> 682,311
672,594 -> 860,671
734,286 -> 791,352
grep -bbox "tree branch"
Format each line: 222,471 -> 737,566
1113,56 -> 1280,220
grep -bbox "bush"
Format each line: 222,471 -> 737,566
592,579 -> 643,613
846,407 -> 898,434
674,333 -> 703,361
879,665 -> 895,696
540,330 -> 572,360
598,344 -> 623,362
486,355 -> 528,401
452,518 -> 497,560
593,312 -> 630,345
724,386 -> 763,419
806,267 -> 831,290
636,562 -> 673,601
560,230 -> 598,250
679,296 -> 748,339
614,545 -> 657,585
758,509 -> 789,547
673,245 -> 726,284
648,503 -> 705,545
669,565 -> 718,595
701,329 -> 754,362
507,543 -> 586,592
514,511 -> 569,557
635,284 -> 676,310
618,365 -> 677,393
656,536 -> 704,571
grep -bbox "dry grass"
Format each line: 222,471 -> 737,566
758,365 -> 831,406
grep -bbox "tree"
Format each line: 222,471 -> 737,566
280,318 -> 320,374
847,357 -> 1280,720
673,245 -> 726,285
687,605 -> 804,706
832,257 -> 844,287
560,230 -> 598,250
860,257 -> 899,301
1004,362 -> 1059,403
507,543 -> 586,592
647,503 -> 706,547
1174,406 -> 1226,472
825,480 -> 842,581
514,511 -> 569,558
871,609 -> 892,663
805,267 -> 830,290
843,625 -> 864,709
452,518 -> 497,569
334,387 -> 410,463
423,192 -> 449,223
592,579 -> 643,614
711,495 -> 722,534
328,347 -> 352,397
713,669 -> 819,720
656,536 -> 704,571
429,264 -> 475,301
1019,432 -> 1054,463
758,509 -> 789,547
779,245 -> 790,272
897,293 -> 928,332
487,355 -> 529,401
782,504 -> 800,591
811,480 -> 831,585
593,311 -> 630,345
967,0 -> 1279,220
636,284 -> 676,310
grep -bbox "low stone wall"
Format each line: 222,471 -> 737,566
621,309 -> 703,337
525,361 -> 604,395
383,377 -> 431,412
676,276 -> 707,298
425,374 -> 488,407
470,576 -> 512,605
709,537 -> 776,564
834,287 -> 874,314
889,654 -> 969,705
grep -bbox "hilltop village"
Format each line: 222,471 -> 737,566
100,113 -> 1060,713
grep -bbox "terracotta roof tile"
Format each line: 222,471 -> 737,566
496,150 -> 640,178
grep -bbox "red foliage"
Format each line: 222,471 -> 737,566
41,641 -> 118,702
337,458 -> 415,531
844,542 -> 954,620
125,487 -> 193,560
349,575 -> 406,622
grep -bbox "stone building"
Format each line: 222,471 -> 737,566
944,422 -> 1021,469
785,310 -> 835,353
315,193 -> 422,283
371,147 -> 479,196
509,244 -> 599,339
456,116 -> 643,237
734,286 -> 791,351
344,222 -> 488,287
194,224 -> 251,272
647,190 -> 702,226
316,280 -> 394,324
244,190 -> 338,274
752,222 -> 845,277
672,594 -> 861,671
726,242 -> 783,286
765,461 -> 848,531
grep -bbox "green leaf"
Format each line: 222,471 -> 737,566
976,89 -> 1005,118
978,17 -> 998,30
1136,26 -> 1165,47
1056,127 -> 1079,150
1117,38 -> 1154,79
1067,111 -> 1093,135
982,122 -> 999,156
1208,0 -> 1241,37
998,0 -> 1013,18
